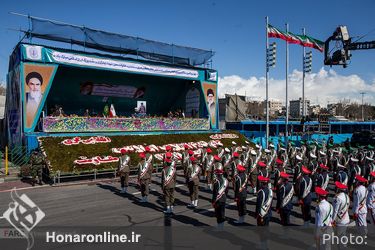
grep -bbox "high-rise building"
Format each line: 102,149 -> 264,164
289,98 -> 310,118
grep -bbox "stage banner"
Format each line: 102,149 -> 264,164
43,47 -> 199,79
22,63 -> 58,130
202,82 -> 218,128
80,82 -> 145,98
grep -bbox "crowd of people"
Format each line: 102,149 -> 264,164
117,139 -> 375,236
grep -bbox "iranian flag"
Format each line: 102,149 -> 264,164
268,24 -> 324,52
109,104 -> 117,117
295,35 -> 324,52
267,24 -> 300,44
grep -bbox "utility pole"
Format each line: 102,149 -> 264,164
360,92 -> 365,121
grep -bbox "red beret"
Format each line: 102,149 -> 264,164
302,166 -> 311,175
120,149 -> 127,154
335,181 -> 348,190
165,152 -> 172,158
258,161 -> 266,167
236,164 -> 246,172
280,172 -> 290,179
371,172 -> 375,177
207,148 -> 213,153
315,187 -> 329,196
190,156 -> 197,162
188,150 -> 194,156
233,152 -> 240,158
139,152 -> 146,158
258,176 -> 270,182
276,158 -> 283,165
214,155 -> 221,161
355,175 -> 368,183
184,144 -> 189,149
145,146 -> 151,152
319,163 -> 329,170
166,145 -> 172,151
165,158 -> 172,163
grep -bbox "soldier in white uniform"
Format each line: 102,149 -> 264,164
352,175 -> 368,230
332,181 -> 350,249
315,186 -> 333,250
367,171 -> 375,225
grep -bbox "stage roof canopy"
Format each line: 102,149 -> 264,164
27,17 -> 215,67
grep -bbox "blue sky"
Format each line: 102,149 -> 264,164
1,0 -> 374,104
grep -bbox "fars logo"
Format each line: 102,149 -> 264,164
25,46 -> 42,61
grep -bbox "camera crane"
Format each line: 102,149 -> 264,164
324,26 -> 375,67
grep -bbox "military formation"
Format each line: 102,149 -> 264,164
116,140 -> 375,231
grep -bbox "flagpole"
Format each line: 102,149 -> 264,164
285,23 -> 289,145
265,16 -> 269,148
302,28 -> 306,119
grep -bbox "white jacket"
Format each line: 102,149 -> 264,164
315,199 -> 333,227
353,185 -> 368,214
367,182 -> 375,210
332,192 -> 350,225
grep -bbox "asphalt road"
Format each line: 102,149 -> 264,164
1,171 -> 319,227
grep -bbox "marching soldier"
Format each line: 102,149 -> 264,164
336,162 -> 349,185
332,181 -> 350,226
248,149 -> 259,194
187,156 -> 201,208
230,152 -> 242,185
182,144 -> 191,179
205,148 -> 214,190
332,181 -> 350,249
315,187 -> 333,250
367,172 -> 375,225
213,155 -> 223,183
161,152 -> 177,214
212,166 -> 229,229
293,155 -> 303,191
162,145 -> 172,165
29,149 -> 46,186
138,152 -> 153,202
276,172 -> 294,226
257,161 -> 269,191
353,175 -> 368,228
118,149 -> 131,193
234,164 -> 248,224
217,142 -> 224,158
348,157 -> 361,193
231,141 -> 238,155
298,166 -> 313,226
222,147 -> 232,178
200,145 -> 208,180
316,163 -> 330,190
273,158 -> 284,190
256,176 -> 273,226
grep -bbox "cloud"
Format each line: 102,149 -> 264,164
218,68 -> 375,106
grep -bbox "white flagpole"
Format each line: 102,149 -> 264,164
265,16 -> 270,148
285,23 -> 289,145
302,28 -> 306,118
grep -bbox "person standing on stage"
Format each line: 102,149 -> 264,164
161,152 -> 177,214
256,176 -> 273,226
276,172 -> 294,226
234,164 -> 248,224
138,152 -> 153,203
298,166 -> 313,226
367,172 -> 375,225
212,166 -> 229,229
187,156 -> 201,208
353,175 -> 368,228
118,149 -> 131,193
